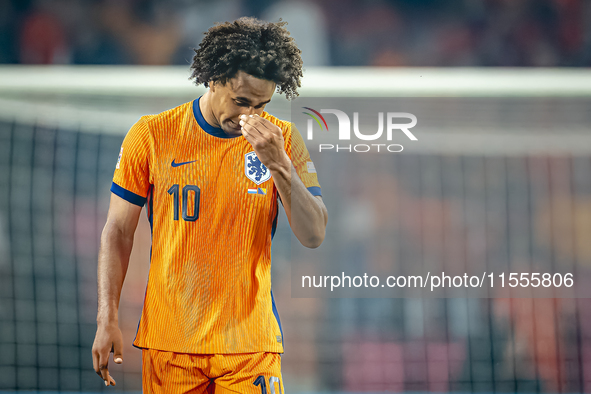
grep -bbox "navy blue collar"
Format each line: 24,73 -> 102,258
193,97 -> 241,139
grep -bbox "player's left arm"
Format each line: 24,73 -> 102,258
240,114 -> 328,248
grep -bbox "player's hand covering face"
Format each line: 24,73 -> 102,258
210,70 -> 275,135
240,114 -> 288,171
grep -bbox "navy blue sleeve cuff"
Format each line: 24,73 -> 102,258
307,186 -> 322,197
110,182 -> 147,207
278,187 -> 321,206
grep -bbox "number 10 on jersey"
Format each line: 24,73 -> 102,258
167,184 -> 200,222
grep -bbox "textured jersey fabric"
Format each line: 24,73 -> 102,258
110,97 -> 321,354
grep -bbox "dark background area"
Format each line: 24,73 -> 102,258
1,0 -> 591,67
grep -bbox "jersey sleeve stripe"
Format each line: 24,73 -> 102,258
307,186 -> 322,197
111,182 -> 147,206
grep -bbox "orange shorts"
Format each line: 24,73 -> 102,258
142,348 -> 284,394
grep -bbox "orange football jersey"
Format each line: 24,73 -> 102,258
111,97 -> 321,354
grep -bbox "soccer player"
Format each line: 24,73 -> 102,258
91,17 -> 328,393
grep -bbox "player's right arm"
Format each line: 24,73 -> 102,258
92,193 -> 142,386
92,118 -> 151,386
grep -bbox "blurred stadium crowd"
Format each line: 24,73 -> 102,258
1,0 -> 591,67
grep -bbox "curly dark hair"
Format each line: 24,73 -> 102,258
190,17 -> 303,100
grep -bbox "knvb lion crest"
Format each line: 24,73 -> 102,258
245,151 -> 271,185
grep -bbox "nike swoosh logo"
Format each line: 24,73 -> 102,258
171,159 -> 196,167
